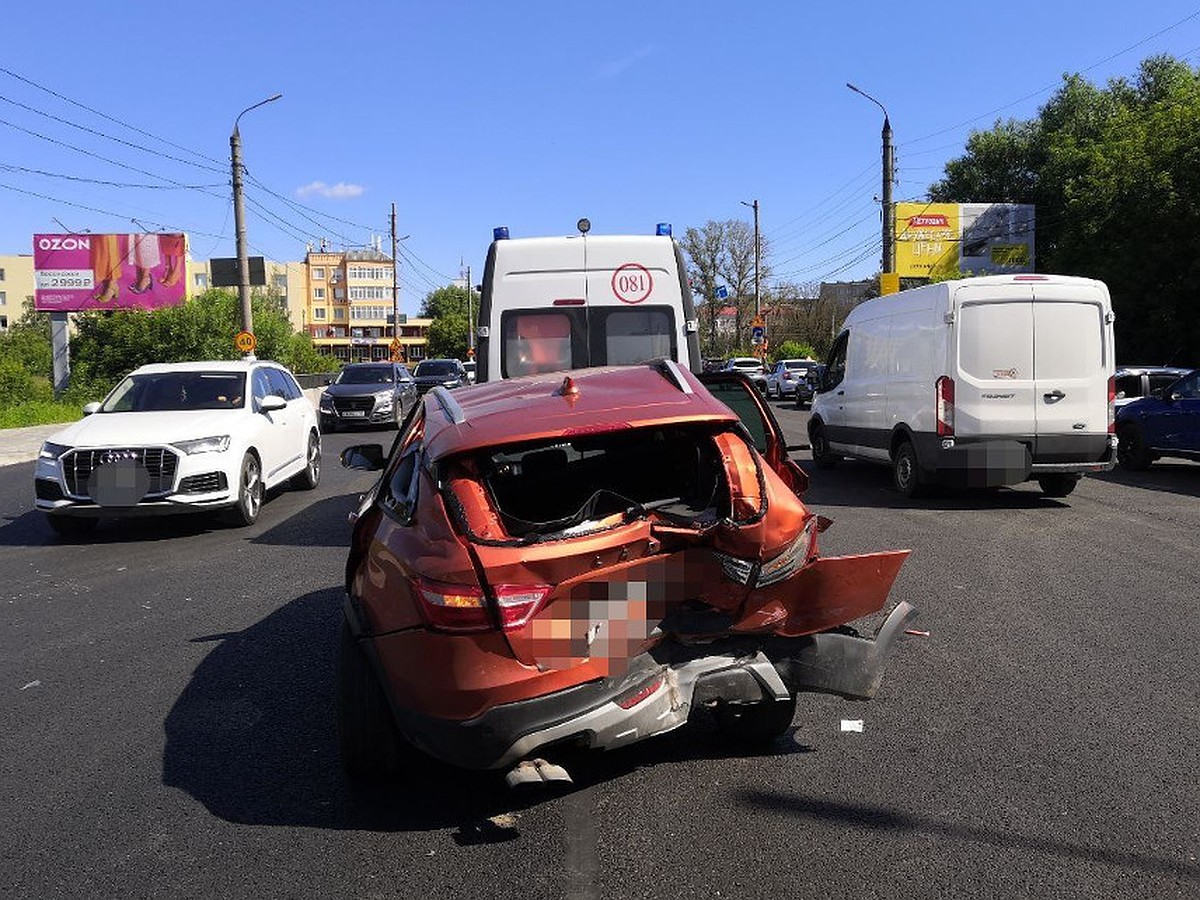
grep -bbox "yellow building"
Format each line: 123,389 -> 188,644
302,247 -> 431,364
0,253 -> 36,330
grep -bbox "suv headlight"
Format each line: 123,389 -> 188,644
319,392 -> 333,409
374,389 -> 394,407
174,435 -> 231,455
39,441 -> 70,460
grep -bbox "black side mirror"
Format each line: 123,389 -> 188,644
341,444 -> 386,471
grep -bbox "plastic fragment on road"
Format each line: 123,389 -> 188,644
840,719 -> 864,732
904,628 -> 930,637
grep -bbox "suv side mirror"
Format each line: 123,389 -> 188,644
82,401 -> 102,416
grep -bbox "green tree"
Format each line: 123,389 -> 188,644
929,54 -> 1200,362
772,340 -> 817,362
681,219 -> 771,359
419,284 -> 477,360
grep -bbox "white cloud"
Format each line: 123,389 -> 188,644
295,180 -> 365,200
595,44 -> 655,79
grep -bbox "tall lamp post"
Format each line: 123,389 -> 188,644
847,83 -> 895,277
231,93 -> 282,352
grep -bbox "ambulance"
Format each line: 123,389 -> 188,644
474,223 -> 701,383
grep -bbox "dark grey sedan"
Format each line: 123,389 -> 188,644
412,358 -> 468,394
317,362 -> 418,432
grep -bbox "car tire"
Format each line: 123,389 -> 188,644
1037,473 -> 1080,497
337,618 -> 409,781
1116,423 -> 1153,470
223,451 -> 263,527
291,432 -> 321,490
809,422 -> 839,468
714,694 -> 797,745
893,441 -> 927,498
45,514 -> 98,539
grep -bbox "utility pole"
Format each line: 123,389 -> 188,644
391,202 -> 399,344
230,93 -> 282,353
740,199 -> 761,317
847,83 -> 895,275
466,264 -> 474,356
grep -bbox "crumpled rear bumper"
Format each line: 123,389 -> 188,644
377,601 -> 917,770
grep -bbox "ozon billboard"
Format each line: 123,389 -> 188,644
33,233 -> 188,312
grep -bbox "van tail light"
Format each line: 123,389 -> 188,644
1107,375 -> 1116,433
936,376 -> 955,436
415,578 -> 551,633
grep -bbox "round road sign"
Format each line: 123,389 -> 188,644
234,330 -> 257,354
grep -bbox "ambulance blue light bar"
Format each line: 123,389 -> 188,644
656,223 -> 672,236
493,226 -> 510,241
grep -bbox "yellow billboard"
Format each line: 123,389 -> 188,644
894,203 -> 960,279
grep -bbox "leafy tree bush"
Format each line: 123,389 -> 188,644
420,284 -> 476,360
772,340 -> 817,361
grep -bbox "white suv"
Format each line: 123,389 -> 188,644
34,360 -> 320,537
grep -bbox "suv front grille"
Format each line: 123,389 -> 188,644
333,396 -> 375,413
62,447 -> 179,499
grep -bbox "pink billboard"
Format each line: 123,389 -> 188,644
33,233 -> 188,312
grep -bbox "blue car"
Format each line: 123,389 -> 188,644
1115,368 -> 1200,469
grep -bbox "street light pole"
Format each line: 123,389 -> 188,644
740,199 -> 761,317
230,93 -> 282,353
847,83 -> 895,275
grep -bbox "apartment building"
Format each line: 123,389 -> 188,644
0,253 -> 35,331
303,247 -> 430,364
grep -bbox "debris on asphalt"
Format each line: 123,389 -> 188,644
840,719 -> 864,732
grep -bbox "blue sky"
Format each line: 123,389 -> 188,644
3,1 -> 1200,315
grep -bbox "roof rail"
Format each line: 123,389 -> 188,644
430,386 -> 466,424
651,359 -> 693,394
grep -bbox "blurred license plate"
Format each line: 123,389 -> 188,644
342,411 -> 366,418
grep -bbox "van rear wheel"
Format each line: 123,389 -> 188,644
893,441 -> 927,498
1037,473 -> 1080,497
809,423 -> 839,469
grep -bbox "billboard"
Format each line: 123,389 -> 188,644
894,203 -> 1034,279
34,233 -> 188,312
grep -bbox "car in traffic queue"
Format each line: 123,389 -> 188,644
720,357 -> 768,394
412,358 -> 468,394
462,360 -> 477,384
765,359 -> 819,401
794,363 -> 826,409
34,360 -> 320,537
1113,364 -> 1192,411
1115,367 -> 1200,469
336,361 -> 916,783
318,362 -> 418,433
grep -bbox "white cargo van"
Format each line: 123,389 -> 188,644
808,274 -> 1118,498
474,226 -> 701,382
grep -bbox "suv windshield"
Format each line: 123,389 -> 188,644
101,372 -> 246,412
415,360 -> 459,377
336,365 -> 394,385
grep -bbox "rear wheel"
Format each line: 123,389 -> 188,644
809,422 -> 839,469
337,618 -> 409,780
45,514 -> 98,539
223,452 -> 263,526
291,432 -> 321,490
893,441 -> 926,498
1116,423 -> 1153,470
1037,473 -> 1080,497
714,694 -> 798,745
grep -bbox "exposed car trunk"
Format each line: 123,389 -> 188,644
439,423 -> 907,683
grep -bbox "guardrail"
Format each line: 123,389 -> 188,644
295,372 -> 336,390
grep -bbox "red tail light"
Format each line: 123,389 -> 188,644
1107,375 -> 1116,433
936,375 -> 955,436
415,578 -> 551,633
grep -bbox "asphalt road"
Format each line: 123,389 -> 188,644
1,403 -> 1197,899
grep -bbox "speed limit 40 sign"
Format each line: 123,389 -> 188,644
234,331 -> 257,353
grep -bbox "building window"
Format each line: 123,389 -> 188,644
348,265 -> 390,281
333,307 -> 345,320
334,288 -> 345,300
273,274 -> 288,291
0,315 -> 7,330
313,307 -> 327,320
0,291 -> 6,306
312,267 -> 325,280
349,286 -> 390,300
0,268 -> 5,280
313,287 -> 326,300
194,273 -> 209,288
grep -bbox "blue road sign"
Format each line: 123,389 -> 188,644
716,286 -> 729,300
751,325 -> 765,342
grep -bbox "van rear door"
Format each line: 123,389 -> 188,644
1030,281 -> 1111,459
954,284 -> 1038,438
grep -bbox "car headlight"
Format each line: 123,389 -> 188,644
374,389 -> 394,406
319,392 -> 333,409
174,435 -> 231,455
39,441 -> 70,460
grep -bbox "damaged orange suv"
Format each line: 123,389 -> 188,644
338,361 -> 915,782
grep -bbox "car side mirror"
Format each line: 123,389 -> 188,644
341,444 -> 386,471
82,401 -> 101,416
259,394 -> 287,413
